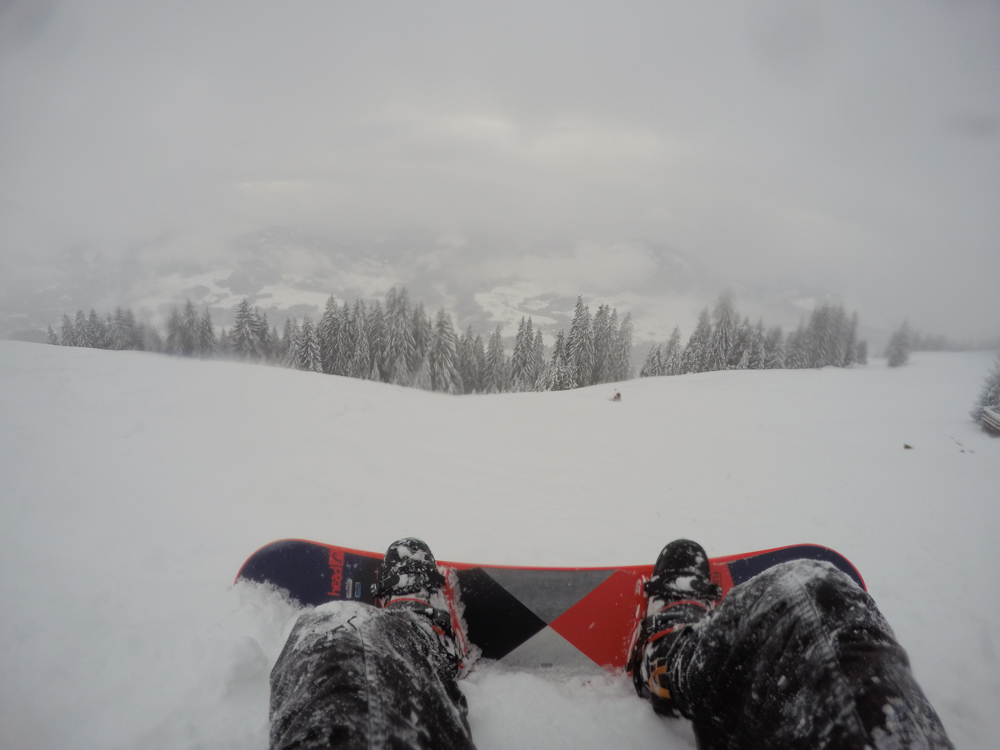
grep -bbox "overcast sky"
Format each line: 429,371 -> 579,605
1,0 -> 998,344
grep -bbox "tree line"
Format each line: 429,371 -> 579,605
639,292 -> 868,378
47,288 -> 634,394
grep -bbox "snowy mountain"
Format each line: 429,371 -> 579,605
0,340 -> 997,749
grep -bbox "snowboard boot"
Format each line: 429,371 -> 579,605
372,538 -> 465,676
629,539 -> 722,716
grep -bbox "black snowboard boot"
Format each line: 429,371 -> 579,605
629,539 -> 722,716
373,538 -> 466,676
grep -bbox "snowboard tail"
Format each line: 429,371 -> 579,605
236,540 -> 865,673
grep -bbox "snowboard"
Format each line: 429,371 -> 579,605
236,539 -> 865,673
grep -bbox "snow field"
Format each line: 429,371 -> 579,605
0,340 -> 997,748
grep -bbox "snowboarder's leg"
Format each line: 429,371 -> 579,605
633,545 -> 953,749
269,539 -> 475,750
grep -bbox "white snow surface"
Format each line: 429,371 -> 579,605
1,340 -> 998,749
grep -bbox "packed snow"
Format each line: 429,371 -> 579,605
1,340 -> 997,749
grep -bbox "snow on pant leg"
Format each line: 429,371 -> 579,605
269,601 -> 476,750
667,560 -> 953,750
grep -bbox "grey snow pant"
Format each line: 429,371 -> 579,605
269,601 -> 475,750
667,560 -> 953,750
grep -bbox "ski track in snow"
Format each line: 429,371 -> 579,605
0,341 -> 997,749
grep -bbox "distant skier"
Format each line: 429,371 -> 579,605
268,538 -> 952,749
612,390 -> 621,401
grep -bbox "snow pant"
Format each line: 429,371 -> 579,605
665,560 -> 953,750
269,601 -> 475,750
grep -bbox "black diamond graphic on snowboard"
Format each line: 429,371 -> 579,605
455,568 -> 547,660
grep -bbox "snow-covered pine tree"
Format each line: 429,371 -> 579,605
842,312 -> 858,367
429,308 -> 463,393
709,291 -> 737,370
72,310 -> 87,346
411,304 -> 433,370
60,314 -> 74,346
546,330 -> 573,390
456,326 -> 477,394
784,324 -> 808,369
531,328 -> 545,390
750,320 -> 767,370
349,301 -> 371,379
296,317 -> 322,372
254,310 -> 272,361
107,307 -> 132,350
318,296 -> 340,375
197,308 -> 217,357
231,299 -> 261,360
764,326 -> 784,369
181,301 -> 198,356
509,317 -> 533,391
485,325 -> 507,393
567,297 -> 594,388
282,319 -> 301,367
280,319 -> 295,361
640,345 -> 663,377
662,326 -> 682,375
970,351 -> 1000,421
680,309 -> 712,374
85,309 -> 107,349
46,325 -> 58,345
334,302 -> 353,376
855,340 -> 868,365
591,304 -> 612,384
367,301 -> 387,381
730,317 -> 751,370
613,312 -> 633,381
386,288 -> 416,385
886,321 -> 912,368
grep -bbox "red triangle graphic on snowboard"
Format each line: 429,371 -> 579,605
548,569 -> 643,670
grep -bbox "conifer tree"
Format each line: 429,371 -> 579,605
411,304 -> 433,368
640,345 -> 663,377
680,309 -> 712,374
531,328 -> 545,390
349,301 -> 371,379
197,308 -> 217,357
429,308 -> 463,393
72,311 -> 87,346
764,326 -> 785,369
474,335 -> 488,392
386,288 -> 416,385
367,301 -> 387,381
334,302 -> 353,376
613,312 -> 633,381
886,321 -> 912,368
295,317 -> 322,372
784,325 -> 808,369
709,291 -> 737,370
318,296 -> 340,375
282,319 -> 301,367
567,297 -> 594,388
457,327 -> 477,394
662,326 -> 683,375
47,325 -> 58,345
181,301 -> 198,356
485,325 -> 507,393
546,330 -> 573,390
591,304 -> 612,384
510,317 -> 534,391
84,309 -> 107,349
231,299 -> 261,360
842,312 -> 858,367
60,314 -> 74,346
750,321 -> 767,370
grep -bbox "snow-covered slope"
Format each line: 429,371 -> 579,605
1,341 -> 997,749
